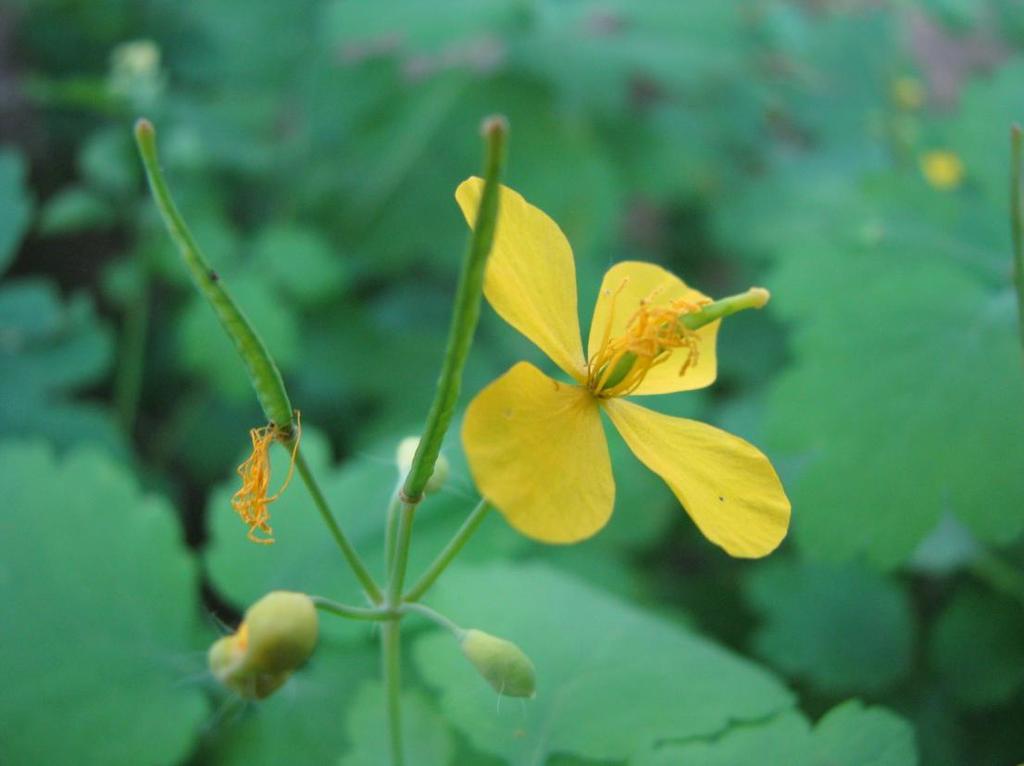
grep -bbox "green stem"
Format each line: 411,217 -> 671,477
1010,125 -> 1024,350
388,501 -> 417,606
311,597 -> 394,621
134,118 -> 292,429
384,490 -> 402,576
399,116 -> 508,505
381,619 -> 404,766
404,500 -> 491,602
379,117 -> 508,766
137,118 -> 382,602
400,602 -> 464,637
387,116 -> 507,609
292,447 -> 383,604
114,280 -> 150,433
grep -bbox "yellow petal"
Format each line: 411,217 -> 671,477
462,362 -> 614,543
587,261 -> 719,395
605,398 -> 790,557
457,178 -> 586,381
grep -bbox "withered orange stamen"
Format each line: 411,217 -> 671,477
231,411 -> 302,544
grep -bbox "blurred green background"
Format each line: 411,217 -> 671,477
2,1 -> 1024,764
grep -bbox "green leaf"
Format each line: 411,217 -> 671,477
339,681 -> 455,766
930,587 -> 1024,707
251,224 -> 348,307
633,701 -> 917,766
200,636 -> 378,766
79,125 -> 140,197
948,58 -> 1024,207
744,559 -> 914,694
0,146 -> 33,275
0,440 -> 208,765
761,173 -> 1024,568
0,279 -> 122,453
38,185 -> 116,235
413,562 -> 793,763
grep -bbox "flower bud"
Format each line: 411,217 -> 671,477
396,436 -> 449,495
459,629 -> 536,698
207,591 -> 318,699
242,591 -> 318,673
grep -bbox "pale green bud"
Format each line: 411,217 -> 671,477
459,629 -> 536,698
207,591 -> 318,699
208,635 -> 288,700
242,591 -> 318,674
396,436 -> 449,495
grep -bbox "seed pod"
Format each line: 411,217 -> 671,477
459,628 -> 536,698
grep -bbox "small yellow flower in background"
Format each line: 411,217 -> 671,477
920,150 -> 964,191
457,179 -> 791,558
231,414 -> 301,544
891,76 -> 926,110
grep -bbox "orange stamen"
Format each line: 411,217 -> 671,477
587,291 -> 707,397
230,411 -> 302,544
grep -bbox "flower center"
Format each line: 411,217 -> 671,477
587,280 -> 705,397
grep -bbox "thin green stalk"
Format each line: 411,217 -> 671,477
134,118 -> 292,428
114,281 -> 150,433
1010,125 -> 1024,349
388,500 -> 417,606
400,602 -> 464,637
384,490 -> 402,575
136,118 -> 382,602
387,116 -> 507,609
405,500 -> 491,602
311,597 -> 394,621
380,117 -> 508,766
293,447 -> 384,604
399,116 -> 508,505
381,619 -> 404,766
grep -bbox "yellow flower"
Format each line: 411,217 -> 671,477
457,179 -> 790,558
920,151 -> 964,191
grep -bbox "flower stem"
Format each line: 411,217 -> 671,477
384,490 -> 402,575
134,118 -> 292,429
399,115 -> 508,506
293,446 -> 384,604
310,597 -> 394,621
381,619 -> 404,766
380,116 -> 508,766
400,602 -> 464,637
136,118 -> 383,602
1010,125 -> 1024,350
404,499 -> 491,602
387,115 -> 507,605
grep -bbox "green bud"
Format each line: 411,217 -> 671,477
207,591 -> 318,699
208,634 -> 289,699
396,436 -> 449,495
242,591 -> 318,674
459,629 -> 536,698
